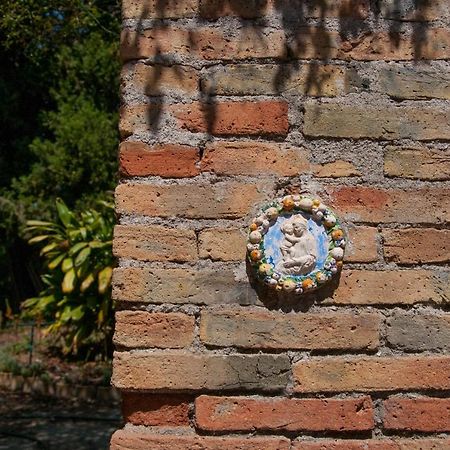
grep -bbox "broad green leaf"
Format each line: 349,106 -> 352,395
98,266 -> 113,294
75,247 -> 91,267
80,273 -> 95,292
62,268 -> 76,294
71,305 -> 85,321
68,242 -> 88,256
89,240 -> 109,249
56,198 -> 75,228
48,253 -> 65,270
40,242 -> 59,256
28,235 -> 49,244
61,258 -> 73,273
26,220 -> 54,227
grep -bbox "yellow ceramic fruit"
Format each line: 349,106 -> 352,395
282,279 -> 296,292
258,263 -> 272,274
312,199 -> 321,207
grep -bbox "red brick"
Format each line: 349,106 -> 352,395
292,439 -> 450,449
119,142 -> 200,178
122,0 -> 197,19
199,0 -> 270,19
200,141 -> 309,176
115,181 -> 267,219
383,397 -> 450,432
383,228 -> 450,264
114,311 -> 195,349
121,393 -> 191,426
329,186 -> 450,224
113,225 -> 198,262
199,308 -> 380,351
195,395 -> 374,432
345,227 -> 379,263
380,0 -> 450,21
293,356 -> 450,393
325,269 -> 444,306
120,27 -> 286,62
172,101 -> 289,137
111,429 -> 290,450
112,351 -> 290,391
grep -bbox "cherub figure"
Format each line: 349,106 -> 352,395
276,216 -> 317,275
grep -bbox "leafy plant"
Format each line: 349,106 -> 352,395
22,198 -> 115,360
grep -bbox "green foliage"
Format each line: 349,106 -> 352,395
23,199 -> 115,359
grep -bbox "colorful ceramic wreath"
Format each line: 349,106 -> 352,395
247,195 -> 346,295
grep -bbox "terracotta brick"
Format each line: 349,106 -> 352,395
293,356 -> 450,393
384,146 -> 450,181
111,429 -> 290,450
121,393 -> 191,426
201,63 -> 359,97
119,104 -> 162,138
112,267 -> 259,305
114,311 -> 195,349
338,29 -> 450,61
345,226 -> 379,263
379,66 -> 450,100
273,0 -> 370,19
200,141 -> 309,176
113,225 -> 198,262
383,228 -> 450,264
195,395 -> 374,432
313,160 -> 361,178
120,27 -> 286,62
199,308 -> 380,351
199,0 -> 270,19
329,186 -> 450,224
115,182 -> 267,219
119,142 -> 200,178
383,397 -> 450,432
325,269 -> 444,306
112,351 -> 290,391
198,228 -> 245,262
304,102 -> 450,140
122,0 -> 197,19
172,101 -> 289,137
292,439 -> 450,449
386,311 -> 450,352
380,0 -> 450,21
125,63 -> 199,96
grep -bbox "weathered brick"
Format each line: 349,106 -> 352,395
113,225 -> 198,262
200,141 -> 309,176
125,63 -> 200,96
122,0 -> 197,19
120,27 -> 286,62
111,429 -> 290,450
293,356 -> 450,393
195,395 -> 374,432
339,29 -> 450,61
199,0 -> 270,19
325,269 -> 444,306
379,66 -> 450,100
292,439 -> 450,449
172,101 -> 289,137
201,63 -> 359,97
313,160 -> 361,178
113,351 -> 290,391
273,0 -> 370,19
119,142 -> 200,178
198,228 -> 245,262
304,102 -> 450,140
383,228 -> 450,264
384,397 -> 450,432
199,308 -> 380,351
114,311 -> 195,349
386,311 -> 450,352
329,186 -> 450,224
380,0 -> 450,21
119,104 -> 161,138
345,226 -> 379,263
121,393 -> 191,426
113,267 -> 259,305
384,146 -> 450,181
116,182 -> 267,219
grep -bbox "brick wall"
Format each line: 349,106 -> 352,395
111,0 -> 450,448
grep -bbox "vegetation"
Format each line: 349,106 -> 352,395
23,199 -> 115,359
0,0 -> 120,350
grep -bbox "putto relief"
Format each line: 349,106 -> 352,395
247,195 -> 346,295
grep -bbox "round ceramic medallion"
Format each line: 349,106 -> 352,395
247,195 -> 346,295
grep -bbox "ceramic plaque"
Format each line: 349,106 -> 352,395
247,195 -> 346,295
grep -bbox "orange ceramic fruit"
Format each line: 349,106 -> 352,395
250,249 -> 262,261
283,197 -> 295,210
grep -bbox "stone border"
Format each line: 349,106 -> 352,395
247,195 -> 346,294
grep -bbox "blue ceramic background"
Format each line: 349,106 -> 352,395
264,213 -> 328,271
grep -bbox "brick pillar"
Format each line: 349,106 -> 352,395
111,0 -> 450,448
